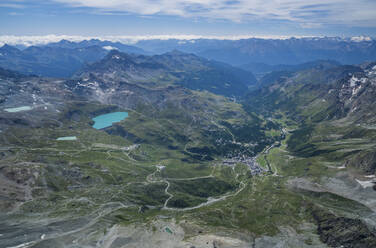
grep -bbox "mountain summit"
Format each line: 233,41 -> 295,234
77,50 -> 257,97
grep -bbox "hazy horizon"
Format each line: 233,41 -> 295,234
0,34 -> 375,47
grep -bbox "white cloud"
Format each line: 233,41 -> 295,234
8,12 -> 24,16
0,34 -> 313,47
0,3 -> 25,9
0,35 -> 89,47
0,34 -> 373,48
351,36 -> 372,42
102,45 -> 118,50
51,0 -> 376,26
299,23 -> 322,29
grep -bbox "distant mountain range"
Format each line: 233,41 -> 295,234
1,37 -> 375,79
46,39 -> 148,55
0,44 -> 107,77
0,39 -> 148,78
240,60 -> 342,79
134,37 -> 376,66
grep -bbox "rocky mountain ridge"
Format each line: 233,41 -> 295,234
74,50 -> 257,97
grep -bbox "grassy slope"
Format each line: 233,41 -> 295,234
3,65 -> 375,247
0,88 -> 281,225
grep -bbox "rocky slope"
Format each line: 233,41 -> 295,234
75,50 -> 257,97
246,62 -> 376,124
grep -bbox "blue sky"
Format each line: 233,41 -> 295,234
1,0 -> 376,38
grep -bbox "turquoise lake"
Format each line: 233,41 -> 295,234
92,112 -> 128,129
4,106 -> 32,113
57,136 -> 77,141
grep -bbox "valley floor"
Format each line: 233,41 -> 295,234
1,96 -> 376,248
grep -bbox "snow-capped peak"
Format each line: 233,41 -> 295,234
350,36 -> 372,42
103,46 -> 118,51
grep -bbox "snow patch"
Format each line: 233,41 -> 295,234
349,75 -> 359,87
351,36 -> 372,42
365,175 -> 376,178
352,85 -> 362,96
103,46 -> 118,51
356,179 -> 375,189
122,90 -> 133,95
7,241 -> 36,248
367,66 -> 376,76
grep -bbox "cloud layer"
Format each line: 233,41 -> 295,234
52,0 -> 376,26
0,34 -> 373,47
0,34 -> 299,47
